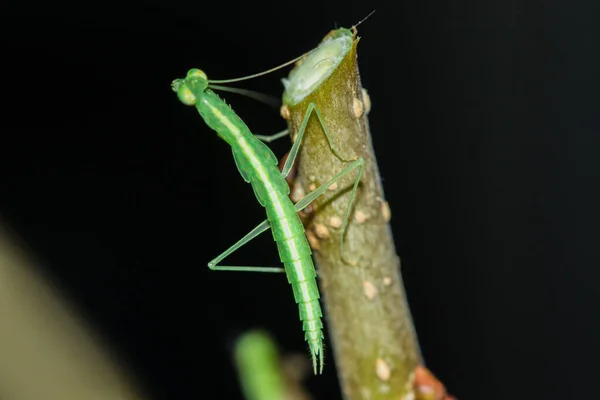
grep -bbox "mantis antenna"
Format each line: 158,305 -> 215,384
208,10 -> 376,85
208,51 -> 312,84
206,11 -> 376,105
351,9 -> 377,30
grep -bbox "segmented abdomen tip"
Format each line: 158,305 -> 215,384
309,342 -> 325,375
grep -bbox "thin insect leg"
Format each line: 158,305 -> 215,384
254,129 -> 289,143
279,102 -> 364,263
293,159 -> 365,264
336,158 -> 364,265
208,219 -> 285,273
281,102 -> 355,179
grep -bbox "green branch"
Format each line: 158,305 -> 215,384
282,28 -> 422,399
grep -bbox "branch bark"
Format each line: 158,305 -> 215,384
283,28 -> 422,399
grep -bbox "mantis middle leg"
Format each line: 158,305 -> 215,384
281,102 -> 365,264
249,102 -> 365,264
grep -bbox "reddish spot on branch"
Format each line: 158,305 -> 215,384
414,365 -> 456,400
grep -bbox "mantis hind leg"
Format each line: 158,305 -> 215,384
294,158 -> 364,264
281,102 -> 365,264
208,152 -> 363,273
207,220 -> 285,273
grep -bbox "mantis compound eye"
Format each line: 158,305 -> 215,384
173,80 -> 197,106
186,68 -> 208,81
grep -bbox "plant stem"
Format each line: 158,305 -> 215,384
283,28 -> 422,399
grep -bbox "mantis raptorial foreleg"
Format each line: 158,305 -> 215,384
208,102 -> 364,272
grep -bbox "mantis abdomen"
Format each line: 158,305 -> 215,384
266,193 -> 324,354
233,135 -> 325,370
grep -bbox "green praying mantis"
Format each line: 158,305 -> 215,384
172,23 -> 369,374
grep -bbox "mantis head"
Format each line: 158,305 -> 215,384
171,69 -> 209,106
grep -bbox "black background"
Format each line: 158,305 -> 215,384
2,1 -> 600,399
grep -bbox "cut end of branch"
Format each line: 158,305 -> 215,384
282,28 -> 354,106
